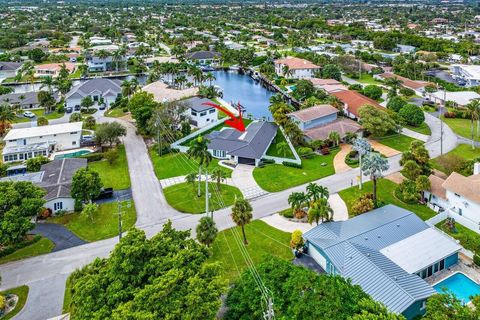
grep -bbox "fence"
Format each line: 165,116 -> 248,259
170,117 -> 229,152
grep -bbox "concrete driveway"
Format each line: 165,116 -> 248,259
231,164 -> 268,199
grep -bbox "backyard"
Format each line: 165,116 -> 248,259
253,149 -> 338,192
373,134 -> 420,153
0,237 -> 54,265
338,179 -> 437,221
436,220 -> 480,253
209,220 -> 292,282
265,128 -> 295,159
355,73 -> 382,85
89,145 -> 131,190
48,200 -> 136,242
163,182 -> 242,214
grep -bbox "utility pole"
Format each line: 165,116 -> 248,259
440,87 -> 446,156
116,194 -> 131,241
359,153 -> 363,190
205,169 -> 209,215
263,297 -> 275,320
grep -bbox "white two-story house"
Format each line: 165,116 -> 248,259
274,57 -> 321,79
2,122 -> 83,163
183,97 -> 218,128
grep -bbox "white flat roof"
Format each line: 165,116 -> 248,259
4,122 -> 83,140
454,64 -> 480,78
430,90 -> 480,106
380,228 -> 461,274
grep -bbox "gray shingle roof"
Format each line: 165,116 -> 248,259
186,51 -> 221,60
0,62 -> 23,71
39,158 -> 87,201
183,97 -> 215,112
0,91 -> 59,106
66,78 -> 121,100
207,121 -> 277,159
304,205 -> 440,314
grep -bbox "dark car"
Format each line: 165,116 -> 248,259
74,105 -> 81,111
66,106 -> 73,113
99,104 -> 106,110
94,188 -> 114,200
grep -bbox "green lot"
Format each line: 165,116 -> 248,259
0,237 -> 55,265
431,144 -> 480,174
209,220 -> 292,282
405,122 -> 431,136
436,220 -> 480,253
14,109 -> 65,123
442,116 -> 479,142
338,179 -> 436,221
265,129 -> 295,159
253,149 -> 338,192
163,182 -> 242,214
1,285 -> 29,320
48,200 -> 136,242
149,150 -> 231,179
374,134 -> 420,153
356,73 -> 382,85
105,108 -> 128,118
89,145 -> 131,190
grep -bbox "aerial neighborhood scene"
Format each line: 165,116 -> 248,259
1,0 -> 480,319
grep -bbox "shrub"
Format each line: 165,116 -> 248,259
298,147 -> 314,159
280,209 -> 293,219
443,111 -> 457,118
386,96 -> 407,113
435,154 -> 466,175
398,104 -> 425,126
57,104 -> 65,113
26,156 -> 50,172
104,148 -> 119,165
362,85 -> 383,101
74,198 -> 83,212
395,180 -> 420,204
290,230 -> 304,250
351,194 -> 375,216
399,87 -> 415,97
83,116 -> 96,130
261,158 -> 275,164
0,235 -> 42,259
80,152 -> 104,162
282,161 -> 302,168
348,84 -> 363,92
70,113 -> 82,122
37,116 -> 48,126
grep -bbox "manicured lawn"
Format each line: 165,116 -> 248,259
149,150 -> 231,179
13,109 -> 65,123
163,182 -> 242,214
265,129 -> 295,159
89,145 -> 131,190
48,200 -> 136,242
338,179 -> 436,221
436,220 -> 480,253
0,237 -> 55,265
374,134 -> 420,153
356,73 -> 382,85
442,116 -> 479,141
105,108 -> 128,118
253,149 -> 338,192
63,275 -> 73,314
405,122 -> 431,136
209,220 -> 292,282
431,144 -> 480,174
1,285 -> 29,320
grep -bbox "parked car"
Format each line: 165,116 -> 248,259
81,135 -> 94,142
66,106 -> 73,113
99,104 -> 106,110
74,105 -> 81,111
23,111 -> 35,118
94,188 -> 114,200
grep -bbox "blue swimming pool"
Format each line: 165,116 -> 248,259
434,273 -> 480,303
54,150 -> 92,159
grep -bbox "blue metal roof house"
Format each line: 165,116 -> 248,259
304,205 -> 462,319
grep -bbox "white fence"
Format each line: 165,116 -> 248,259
171,117 -> 228,152
425,210 -> 448,227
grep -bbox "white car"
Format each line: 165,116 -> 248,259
23,111 -> 35,118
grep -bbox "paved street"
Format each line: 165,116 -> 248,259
0,111 -> 458,320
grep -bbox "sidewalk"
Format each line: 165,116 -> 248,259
401,127 -> 429,142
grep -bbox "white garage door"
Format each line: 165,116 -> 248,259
309,244 -> 327,270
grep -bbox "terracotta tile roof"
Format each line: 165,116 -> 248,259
309,78 -> 341,86
428,175 -> 447,200
34,62 -> 76,73
331,90 -> 383,118
378,73 -> 432,90
442,172 -> 480,203
304,118 -> 362,141
321,84 -> 348,93
288,104 -> 338,122
274,57 -> 320,70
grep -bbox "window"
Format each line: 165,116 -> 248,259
200,111 -> 207,116
427,266 -> 433,277
439,259 -> 445,271
72,141 -> 77,145
421,269 -> 427,279
454,193 -> 461,197
54,202 -> 63,211
209,109 -> 215,114
434,263 -> 439,273
192,111 -> 197,116
19,153 -> 24,160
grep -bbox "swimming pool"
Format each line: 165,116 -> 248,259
54,150 -> 92,159
433,272 -> 480,304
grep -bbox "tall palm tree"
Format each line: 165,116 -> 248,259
282,65 -> 291,78
231,198 -> 253,245
308,198 -> 333,225
465,101 -> 479,149
385,77 -> 403,95
187,136 -> 212,197
306,183 -> 328,203
40,76 -> 54,93
0,104 -> 15,136
25,69 -> 36,92
185,172 -> 197,195
211,167 -> 226,191
205,72 -> 216,87
361,152 -> 390,206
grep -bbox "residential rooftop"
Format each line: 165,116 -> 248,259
4,122 -> 83,141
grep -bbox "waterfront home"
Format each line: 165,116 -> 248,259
2,122 -> 82,163
206,121 -> 277,166
426,90 -> 480,108
374,72 -> 432,96
89,36 -> 113,46
65,78 -> 122,110
34,63 -> 76,78
274,57 -> 321,79
0,61 -> 23,82
288,105 -> 361,142
0,158 -> 87,214
186,51 -> 221,65
0,91 -> 60,110
304,205 -> 461,319
331,90 -> 383,120
308,78 -> 348,93
451,64 -> 480,87
183,97 -> 218,128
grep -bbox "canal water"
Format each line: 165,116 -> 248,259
212,70 -> 274,120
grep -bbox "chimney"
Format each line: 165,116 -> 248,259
474,163 -> 480,175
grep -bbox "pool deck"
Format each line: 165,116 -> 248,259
425,253 -> 480,286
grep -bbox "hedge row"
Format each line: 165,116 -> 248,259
0,235 -> 42,258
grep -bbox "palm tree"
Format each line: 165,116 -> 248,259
269,93 -> 284,105
465,99 -> 480,149
328,131 -> 341,147
25,69 -> 36,92
40,76 -> 54,93
308,198 -> 333,225
282,65 -> 291,78
185,172 -> 197,195
187,136 -> 212,197
385,77 -> 403,95
196,216 -> 218,247
361,152 -> 390,206
96,49 -> 110,60
205,72 -> 216,87
78,64 -> 88,78
276,141 -> 289,157
0,104 -> 15,135
288,191 -> 307,217
306,183 -> 328,203
231,198 -> 253,245
211,167 -> 226,191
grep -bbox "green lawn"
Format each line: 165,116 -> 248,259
48,200 -> 136,242
1,285 -> 29,320
13,109 -> 65,123
356,73 -> 382,85
149,150 -> 231,179
209,220 -> 292,282
69,69 -> 82,79
374,134 -> 420,153
89,145 -> 131,190
405,122 -> 431,136
338,179 -> 436,221
265,129 -> 295,159
442,116 -> 479,142
253,149 -> 338,192
63,275 -> 73,314
105,108 -> 128,118
436,220 -> 480,253
431,144 -> 480,174
163,182 -> 242,214
0,237 -> 55,265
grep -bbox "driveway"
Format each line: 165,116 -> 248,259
31,223 -> 86,252
230,164 -> 268,199
333,144 -> 352,173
